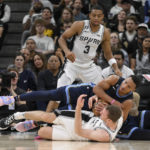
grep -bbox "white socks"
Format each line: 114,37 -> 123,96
14,112 -> 25,120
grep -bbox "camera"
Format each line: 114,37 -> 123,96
0,70 -> 16,95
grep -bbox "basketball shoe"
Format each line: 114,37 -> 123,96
15,120 -> 37,132
0,115 -> 15,130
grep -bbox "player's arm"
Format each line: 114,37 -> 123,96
78,128 -> 110,142
93,75 -> 122,107
121,99 -> 132,121
75,95 -> 110,142
101,28 -> 122,76
58,21 -> 83,62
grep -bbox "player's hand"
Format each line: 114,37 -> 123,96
76,94 -> 87,109
66,51 -> 76,62
88,95 -> 98,109
114,68 -> 122,77
93,100 -> 108,116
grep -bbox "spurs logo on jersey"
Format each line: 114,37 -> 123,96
71,20 -> 104,65
79,35 -> 100,45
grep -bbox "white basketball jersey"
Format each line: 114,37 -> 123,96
71,20 -> 104,66
53,110 -> 123,141
83,116 -> 123,141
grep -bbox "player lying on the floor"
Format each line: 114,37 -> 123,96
0,95 -> 123,142
0,75 -> 140,121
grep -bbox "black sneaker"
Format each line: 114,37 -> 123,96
0,115 -> 15,130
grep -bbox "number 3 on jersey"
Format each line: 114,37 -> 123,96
83,45 -> 90,54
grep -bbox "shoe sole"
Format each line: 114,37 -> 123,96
0,127 -> 9,130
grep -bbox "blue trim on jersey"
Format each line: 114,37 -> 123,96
140,110 -> 146,129
116,85 -> 132,98
117,127 -> 138,139
65,83 -> 95,110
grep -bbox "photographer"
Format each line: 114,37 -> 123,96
0,68 -> 28,119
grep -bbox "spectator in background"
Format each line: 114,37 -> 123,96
97,31 -> 130,69
110,32 -> 129,66
0,68 -> 28,119
7,67 -> 25,96
102,51 -> 133,79
56,7 -> 73,37
128,23 -> 149,55
72,0 -> 87,21
30,7 -> 56,39
31,0 -> 54,13
109,0 -> 123,18
13,53 -> 37,110
121,0 -> 136,16
27,19 -> 55,56
108,10 -> 127,33
119,16 -> 137,58
0,0 -> 11,50
54,0 -> 73,23
41,7 -> 55,26
25,38 -> 37,58
12,53 -> 37,92
131,36 -> 150,72
21,1 -> 43,46
41,7 -> 56,38
22,38 -> 37,69
22,1 -> 43,32
20,48 -> 32,69
37,54 -> 62,111
32,52 -> 47,79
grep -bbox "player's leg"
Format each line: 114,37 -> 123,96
140,110 -> 150,129
57,62 -> 77,88
19,89 -> 61,102
80,63 -> 103,84
38,126 -> 53,140
24,111 -> 56,123
0,111 -> 56,130
38,125 -> 71,140
0,86 -> 66,106
129,128 -> 150,140
14,111 -> 57,132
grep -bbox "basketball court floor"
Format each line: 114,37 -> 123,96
0,131 -> 149,150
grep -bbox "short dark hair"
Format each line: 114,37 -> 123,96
34,18 -> 46,27
42,7 -> 52,14
121,0 -> 132,4
106,105 -> 122,123
90,5 -> 104,14
130,75 -> 141,88
125,16 -> 137,25
15,52 -> 25,61
113,51 -> 124,60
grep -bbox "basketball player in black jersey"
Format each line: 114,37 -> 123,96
0,75 -> 140,122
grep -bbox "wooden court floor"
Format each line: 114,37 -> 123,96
0,131 -> 150,150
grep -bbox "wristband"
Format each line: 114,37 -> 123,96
108,58 -> 117,66
111,99 -> 115,105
